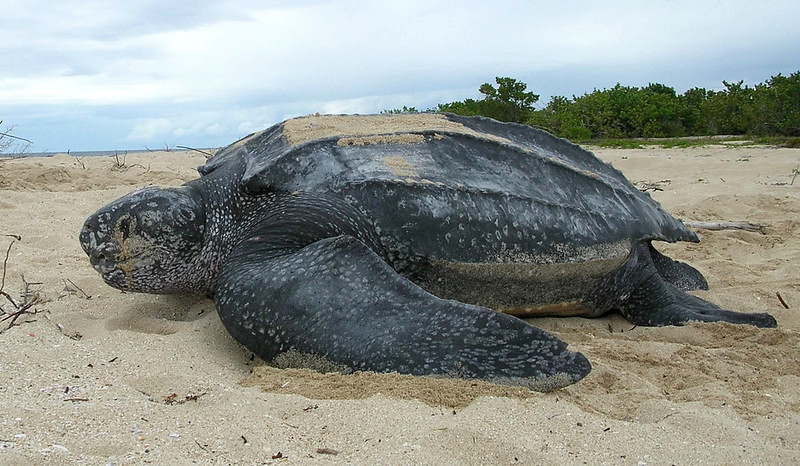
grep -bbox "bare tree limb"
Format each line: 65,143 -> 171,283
176,145 -> 216,158
0,129 -> 33,144
0,120 -> 33,154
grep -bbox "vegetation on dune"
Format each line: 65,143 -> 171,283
387,71 -> 800,144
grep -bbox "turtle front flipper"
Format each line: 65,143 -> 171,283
215,235 -> 591,391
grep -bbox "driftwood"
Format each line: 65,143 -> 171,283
635,179 -> 672,192
684,221 -> 766,233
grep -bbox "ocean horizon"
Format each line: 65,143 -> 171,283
3,147 -> 214,158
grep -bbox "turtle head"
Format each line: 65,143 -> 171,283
80,186 -> 206,294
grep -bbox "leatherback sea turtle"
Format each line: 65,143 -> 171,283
80,113 -> 776,391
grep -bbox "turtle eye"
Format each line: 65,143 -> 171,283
119,217 -> 132,239
175,206 -> 196,223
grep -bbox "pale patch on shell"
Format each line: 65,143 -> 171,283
382,155 -> 419,178
279,113 -> 513,147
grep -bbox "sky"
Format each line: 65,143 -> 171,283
1,0 -> 799,153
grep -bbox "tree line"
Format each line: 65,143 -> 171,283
388,71 -> 800,140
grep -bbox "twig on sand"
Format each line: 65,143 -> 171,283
194,439 -> 209,452
772,165 -> 800,186
61,278 -> 91,299
776,292 -> 789,309
316,448 -> 340,455
1,239 -> 15,292
684,221 -> 766,234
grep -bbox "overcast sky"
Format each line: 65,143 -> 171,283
2,0 -> 799,152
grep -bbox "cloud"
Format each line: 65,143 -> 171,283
126,118 -> 175,142
2,0 -> 799,151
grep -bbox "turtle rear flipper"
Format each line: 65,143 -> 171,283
648,243 -> 709,291
620,244 -> 777,328
215,235 -> 591,391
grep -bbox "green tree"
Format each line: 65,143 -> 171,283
437,98 -> 483,117
701,80 -> 756,134
381,106 -> 420,114
640,84 -> 684,137
751,72 -> 800,135
527,95 -> 591,140
679,87 -> 711,135
529,83 -> 688,139
477,77 -> 539,123
439,77 -> 539,123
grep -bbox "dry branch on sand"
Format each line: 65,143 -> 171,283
110,152 -> 150,172
0,237 -> 46,331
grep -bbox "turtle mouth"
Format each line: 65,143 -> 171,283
99,256 -> 144,290
88,251 -> 119,274
89,249 -> 142,287
88,246 -> 139,270
102,254 -> 142,274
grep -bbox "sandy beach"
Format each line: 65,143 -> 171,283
0,143 -> 798,464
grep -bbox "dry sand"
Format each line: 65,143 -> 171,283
0,143 -> 798,464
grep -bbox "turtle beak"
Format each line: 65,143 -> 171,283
81,215 -> 121,274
